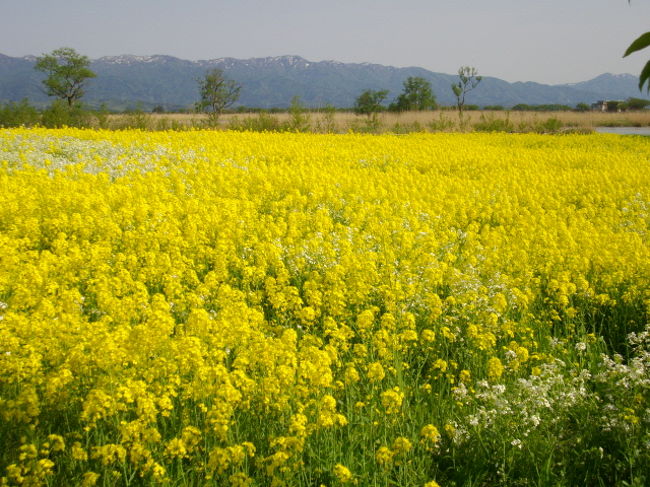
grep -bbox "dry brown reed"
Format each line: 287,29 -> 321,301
106,109 -> 650,133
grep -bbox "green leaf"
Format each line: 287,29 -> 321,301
639,60 -> 650,92
624,32 -> 650,57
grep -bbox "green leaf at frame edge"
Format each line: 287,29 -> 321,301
639,60 -> 650,92
624,32 -> 650,57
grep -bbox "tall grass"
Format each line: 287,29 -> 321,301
4,99 -> 649,133
107,109 -> 650,133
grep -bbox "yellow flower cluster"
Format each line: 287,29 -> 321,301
0,128 -> 648,485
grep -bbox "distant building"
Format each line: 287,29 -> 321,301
591,100 -> 624,112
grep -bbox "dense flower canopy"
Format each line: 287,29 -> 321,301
0,128 -> 649,486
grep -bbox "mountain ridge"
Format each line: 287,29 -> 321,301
0,53 -> 644,110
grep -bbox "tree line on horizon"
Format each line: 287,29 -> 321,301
1,47 -> 650,131
27,47 -> 486,119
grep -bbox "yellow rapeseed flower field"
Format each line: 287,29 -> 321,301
0,128 -> 649,486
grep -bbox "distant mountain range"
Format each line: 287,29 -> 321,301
0,53 -> 645,110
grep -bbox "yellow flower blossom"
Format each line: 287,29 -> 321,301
164,438 -> 187,459
367,362 -> 385,382
375,446 -> 394,466
420,424 -> 441,444
47,434 -> 65,452
381,387 -> 404,415
81,472 -> 101,487
487,357 -> 504,381
333,463 -> 353,483
392,436 -> 413,454
71,442 -> 88,461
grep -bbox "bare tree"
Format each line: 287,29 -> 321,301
451,66 -> 482,118
195,68 -> 241,125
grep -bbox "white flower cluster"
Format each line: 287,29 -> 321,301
459,325 -> 650,452
0,131 -> 178,178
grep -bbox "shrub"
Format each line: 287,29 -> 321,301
113,106 -> 153,130
350,114 -> 383,133
92,104 -> 110,129
288,96 -> 311,132
534,117 -> 563,133
0,99 -> 40,127
473,113 -> 515,132
41,100 -> 93,128
390,121 -> 424,134
428,112 -> 456,132
315,104 -> 338,133
228,111 -> 283,132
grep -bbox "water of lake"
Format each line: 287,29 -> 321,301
594,127 -> 650,136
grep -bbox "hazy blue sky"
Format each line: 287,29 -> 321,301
3,0 -> 650,84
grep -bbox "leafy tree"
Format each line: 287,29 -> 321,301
622,97 -> 650,110
624,33 -> 650,92
575,102 -> 591,112
451,66 -> 482,117
512,103 -> 572,112
353,89 -> 389,118
389,77 -> 436,112
195,68 -> 241,125
34,47 -> 96,106
625,1 -> 650,92
41,99 -> 93,128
